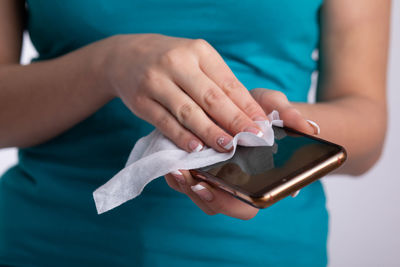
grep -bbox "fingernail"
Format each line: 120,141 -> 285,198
291,190 -> 300,198
253,116 -> 267,122
191,184 -> 213,202
171,170 -> 186,185
244,127 -> 263,137
306,120 -> 320,135
217,136 -> 233,150
188,140 -> 203,152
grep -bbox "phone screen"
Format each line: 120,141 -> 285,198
198,126 -> 343,197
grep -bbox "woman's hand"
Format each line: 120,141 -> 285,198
104,34 -> 268,153
165,170 -> 260,220
164,88 -> 320,220
250,88 -> 318,136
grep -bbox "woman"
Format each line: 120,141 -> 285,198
0,0 -> 390,266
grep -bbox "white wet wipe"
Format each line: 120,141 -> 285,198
93,111 -> 284,214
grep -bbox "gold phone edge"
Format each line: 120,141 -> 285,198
239,150 -> 347,209
190,150 -> 347,209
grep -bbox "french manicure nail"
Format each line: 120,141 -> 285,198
188,140 -> 203,152
217,136 -> 233,150
191,184 -> 213,202
244,127 -> 263,137
306,120 -> 320,135
171,170 -> 186,185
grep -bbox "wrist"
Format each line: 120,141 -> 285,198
88,35 -> 122,101
98,33 -> 157,99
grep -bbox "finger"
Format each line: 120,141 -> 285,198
135,97 -> 204,152
147,76 -> 233,152
164,173 -> 184,193
190,181 -> 259,220
251,88 -> 315,135
196,45 -> 268,121
181,170 -> 258,220
175,170 -> 217,215
280,108 -> 315,136
250,88 -> 291,114
186,193 -> 217,215
306,120 -> 321,135
173,70 -> 264,138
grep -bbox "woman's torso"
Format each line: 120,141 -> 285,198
0,1 -> 326,266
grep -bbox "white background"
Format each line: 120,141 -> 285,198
1,3 -> 399,266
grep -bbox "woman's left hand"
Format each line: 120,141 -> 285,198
250,88 -> 317,136
164,88 -> 319,220
165,170 -> 259,220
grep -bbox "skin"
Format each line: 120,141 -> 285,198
0,0 -> 390,220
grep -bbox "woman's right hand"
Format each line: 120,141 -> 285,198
102,34 -> 268,152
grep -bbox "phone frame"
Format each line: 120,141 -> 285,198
189,126 -> 347,209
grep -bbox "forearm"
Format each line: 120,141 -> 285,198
0,40 -> 112,148
294,96 -> 387,175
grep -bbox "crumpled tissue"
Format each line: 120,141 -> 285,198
93,110 -> 283,214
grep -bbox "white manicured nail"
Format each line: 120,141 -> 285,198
191,184 -> 213,202
307,120 -> 320,135
217,136 -> 233,150
191,184 -> 206,192
171,170 -> 183,176
244,127 -> 264,138
291,190 -> 300,198
188,140 -> 203,152
194,144 -> 203,152
223,140 -> 233,150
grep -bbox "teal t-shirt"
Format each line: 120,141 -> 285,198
0,1 -> 327,266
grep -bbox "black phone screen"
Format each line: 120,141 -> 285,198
198,126 -> 344,197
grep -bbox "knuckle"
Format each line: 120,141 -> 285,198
164,176 -> 181,192
154,113 -> 171,130
164,176 -> 178,189
269,90 -> 288,104
211,201 -> 229,214
175,131 -> 192,149
286,106 -> 299,114
131,94 -> 147,111
228,113 -> 248,132
190,38 -> 211,52
281,106 -> 301,121
202,124 -> 218,142
139,69 -> 160,88
242,101 -> 261,118
175,130 -> 187,143
161,48 -> 184,67
222,78 -> 243,97
203,88 -> 223,108
176,102 -> 197,124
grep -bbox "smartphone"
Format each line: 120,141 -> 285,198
189,126 -> 347,209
